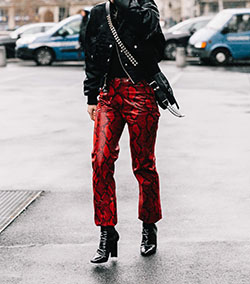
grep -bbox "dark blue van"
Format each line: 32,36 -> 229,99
16,14 -> 84,65
188,9 -> 250,65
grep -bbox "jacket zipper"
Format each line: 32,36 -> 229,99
115,44 -> 135,84
102,73 -> 108,93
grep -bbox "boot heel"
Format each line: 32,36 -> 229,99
110,241 -> 118,257
91,228 -> 119,264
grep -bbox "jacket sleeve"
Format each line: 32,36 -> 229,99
114,0 -> 160,39
79,19 -> 86,47
83,9 -> 101,105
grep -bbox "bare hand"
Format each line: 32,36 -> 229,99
87,105 -> 97,121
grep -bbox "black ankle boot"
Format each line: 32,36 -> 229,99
140,223 -> 157,256
90,226 -> 119,264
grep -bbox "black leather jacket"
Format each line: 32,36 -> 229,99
83,0 -> 165,105
78,11 -> 90,48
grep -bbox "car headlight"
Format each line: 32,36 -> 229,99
194,41 -> 207,49
16,36 -> 36,46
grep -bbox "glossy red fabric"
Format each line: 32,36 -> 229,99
92,78 -> 162,226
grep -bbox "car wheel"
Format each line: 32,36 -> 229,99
35,48 -> 53,66
210,48 -> 231,66
164,42 -> 177,60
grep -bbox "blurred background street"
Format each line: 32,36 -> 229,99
1,0 -> 250,283
0,59 -> 250,283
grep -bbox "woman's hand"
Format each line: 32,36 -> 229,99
87,105 -> 97,121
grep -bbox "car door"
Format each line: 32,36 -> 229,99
51,19 -> 83,61
223,14 -> 250,59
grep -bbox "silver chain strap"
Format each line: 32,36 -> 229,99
106,14 -> 138,67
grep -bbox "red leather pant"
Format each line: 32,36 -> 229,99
92,78 -> 162,226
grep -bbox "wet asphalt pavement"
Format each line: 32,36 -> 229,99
0,59 -> 250,284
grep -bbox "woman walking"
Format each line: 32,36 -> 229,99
84,0 -> 165,263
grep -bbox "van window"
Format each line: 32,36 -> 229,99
227,15 -> 238,33
226,14 -> 250,33
237,14 -> 250,32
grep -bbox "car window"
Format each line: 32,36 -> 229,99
11,25 -> 32,38
192,20 -> 209,31
167,20 -> 193,33
43,25 -> 54,32
176,22 -> 194,33
57,19 -> 81,36
21,26 -> 42,35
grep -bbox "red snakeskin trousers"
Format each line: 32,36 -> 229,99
92,78 -> 162,226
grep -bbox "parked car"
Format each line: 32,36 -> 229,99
16,14 -> 84,65
0,22 -> 55,58
188,9 -> 250,65
163,16 -> 213,60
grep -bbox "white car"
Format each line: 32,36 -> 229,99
10,23 -> 55,39
0,22 -> 55,58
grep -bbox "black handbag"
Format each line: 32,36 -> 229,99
149,72 -> 184,117
105,1 -> 184,118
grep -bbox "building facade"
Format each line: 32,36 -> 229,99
0,0 -> 98,30
198,0 -> 250,15
155,0 -> 250,26
1,0 -> 250,30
